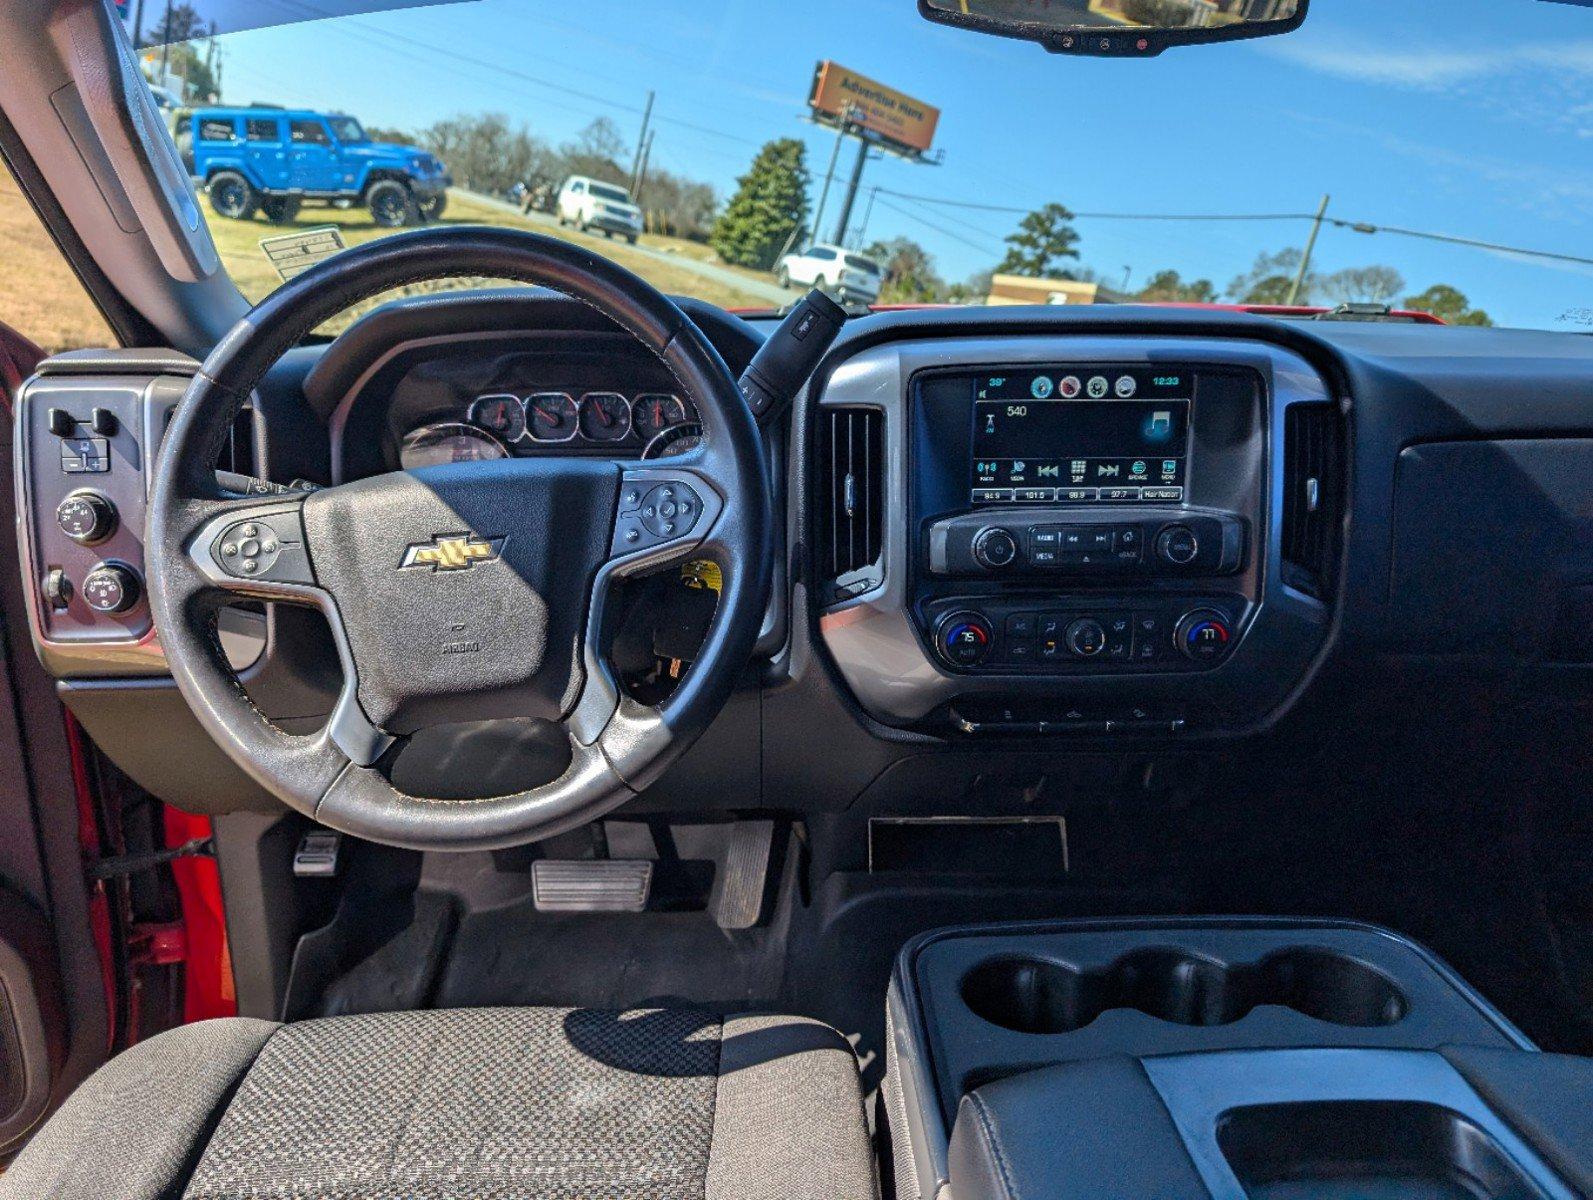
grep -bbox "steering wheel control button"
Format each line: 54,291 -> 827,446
936,612 -> 994,668
208,511 -> 314,586
1156,524 -> 1200,566
1177,610 -> 1235,662
615,479 -> 708,555
972,527 -> 1019,570
82,563 -> 141,614
56,491 -> 117,545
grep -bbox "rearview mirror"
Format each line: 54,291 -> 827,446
919,0 -> 1308,57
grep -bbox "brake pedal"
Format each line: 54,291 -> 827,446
532,860 -> 653,912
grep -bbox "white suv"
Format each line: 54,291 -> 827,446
776,244 -> 882,304
556,175 -> 643,244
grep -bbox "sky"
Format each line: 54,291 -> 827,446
188,0 -> 1589,329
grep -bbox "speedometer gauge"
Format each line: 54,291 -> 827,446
468,394 -> 526,442
400,422 -> 509,469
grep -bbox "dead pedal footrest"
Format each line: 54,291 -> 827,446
531,860 -> 653,913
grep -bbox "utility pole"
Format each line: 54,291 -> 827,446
158,0 -> 173,77
1286,193 -> 1330,306
630,91 -> 655,193
855,186 -> 880,248
132,0 -> 146,47
633,129 -> 656,203
833,137 -> 872,245
811,105 -> 855,248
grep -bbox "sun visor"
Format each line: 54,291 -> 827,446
125,0 -> 476,46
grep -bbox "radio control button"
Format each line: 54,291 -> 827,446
1156,525 -> 1200,565
973,527 -> 1019,570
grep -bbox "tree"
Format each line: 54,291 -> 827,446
1403,283 -> 1493,326
864,236 -> 944,303
1227,247 -> 1314,305
710,139 -> 810,270
559,117 -> 628,185
142,2 -> 208,47
997,203 -> 1081,277
639,170 -> 719,241
1137,269 -> 1219,304
419,113 -> 555,195
1319,265 -> 1405,306
364,127 -> 417,147
945,267 -> 995,304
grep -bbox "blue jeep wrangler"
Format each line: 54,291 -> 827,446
180,107 -> 451,227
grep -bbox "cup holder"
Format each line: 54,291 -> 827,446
961,946 -> 1408,1035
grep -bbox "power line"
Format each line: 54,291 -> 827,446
872,196 -> 1003,256
872,187 -> 1592,270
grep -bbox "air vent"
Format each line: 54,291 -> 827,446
816,406 -> 885,604
1281,401 -> 1344,599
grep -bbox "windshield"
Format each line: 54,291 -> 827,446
588,182 -> 633,205
329,116 -> 368,143
135,0 -> 1591,330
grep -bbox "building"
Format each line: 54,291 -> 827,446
985,272 -> 1125,306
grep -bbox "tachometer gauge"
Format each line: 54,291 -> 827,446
525,392 -> 579,442
399,422 -> 509,469
579,392 -> 631,443
468,394 -> 526,442
633,393 -> 688,441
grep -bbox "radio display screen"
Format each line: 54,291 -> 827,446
970,368 -> 1192,504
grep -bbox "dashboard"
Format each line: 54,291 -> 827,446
12,291 -> 1593,821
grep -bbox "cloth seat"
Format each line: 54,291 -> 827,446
1,1006 -> 877,1200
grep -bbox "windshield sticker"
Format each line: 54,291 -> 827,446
260,226 -> 347,282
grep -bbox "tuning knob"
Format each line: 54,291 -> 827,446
1156,524 -> 1199,566
56,491 -> 117,545
82,562 -> 141,614
972,527 -> 1019,570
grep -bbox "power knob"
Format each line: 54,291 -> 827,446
82,562 -> 141,615
56,491 -> 117,545
972,527 -> 1019,570
1155,524 -> 1199,566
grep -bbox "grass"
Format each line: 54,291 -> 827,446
0,175 -> 775,358
0,175 -> 117,354
203,189 -> 772,328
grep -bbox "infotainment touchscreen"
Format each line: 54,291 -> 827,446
969,367 -> 1192,504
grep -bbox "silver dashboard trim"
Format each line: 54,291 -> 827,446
814,335 -> 1333,724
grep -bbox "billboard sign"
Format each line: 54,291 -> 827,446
808,61 -> 940,155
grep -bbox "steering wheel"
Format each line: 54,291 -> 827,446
147,227 -> 771,851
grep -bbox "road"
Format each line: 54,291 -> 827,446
457,189 -> 800,308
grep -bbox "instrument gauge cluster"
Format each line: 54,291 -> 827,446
401,388 -> 698,468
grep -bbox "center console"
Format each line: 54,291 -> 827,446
813,336 -> 1339,738
886,918 -> 1593,1200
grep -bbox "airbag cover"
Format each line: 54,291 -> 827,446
302,458 -> 620,732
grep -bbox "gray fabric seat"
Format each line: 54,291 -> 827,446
1,1006 -> 877,1200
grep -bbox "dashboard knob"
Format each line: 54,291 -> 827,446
82,563 -> 141,615
56,491 -> 117,545
1156,524 -> 1200,566
1064,618 -> 1107,658
936,611 -> 994,668
972,527 -> 1019,570
1176,609 -> 1233,662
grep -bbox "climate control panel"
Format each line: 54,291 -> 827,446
926,595 -> 1242,675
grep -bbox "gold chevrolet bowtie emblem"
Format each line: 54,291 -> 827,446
399,533 -> 505,572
